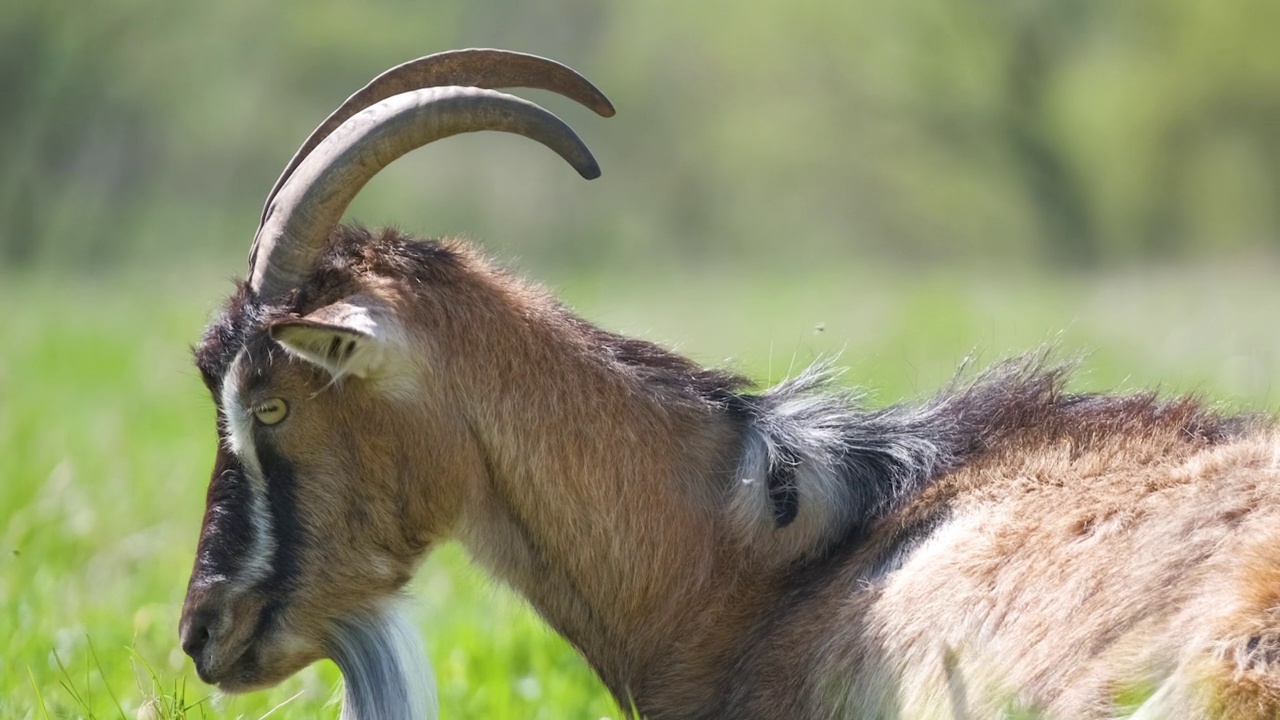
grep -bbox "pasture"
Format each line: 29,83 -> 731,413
3,257 -> 1278,719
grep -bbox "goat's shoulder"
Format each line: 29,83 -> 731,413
729,354 -> 1267,570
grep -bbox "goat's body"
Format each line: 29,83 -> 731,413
573,353 -> 1280,718
272,228 -> 1270,719
724,425 -> 1280,719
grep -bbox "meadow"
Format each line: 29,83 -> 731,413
5,0 -> 1277,716
3,256 -> 1279,719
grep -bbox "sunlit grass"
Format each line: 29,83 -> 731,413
3,259 -> 1278,718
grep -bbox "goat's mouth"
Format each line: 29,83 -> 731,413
182,586 -> 324,692
209,665 -> 292,694
197,640 -> 311,694
191,637 -> 262,690
188,619 -> 316,694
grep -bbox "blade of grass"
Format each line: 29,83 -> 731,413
256,689 -> 303,720
87,635 -> 128,719
29,668 -> 52,719
53,648 -> 92,714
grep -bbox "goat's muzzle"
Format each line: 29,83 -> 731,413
179,581 -> 270,689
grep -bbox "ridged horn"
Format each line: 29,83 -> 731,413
248,86 -> 603,298
259,49 -> 615,228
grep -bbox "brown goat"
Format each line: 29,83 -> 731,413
179,49 -> 1280,719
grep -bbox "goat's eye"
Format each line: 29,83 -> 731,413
253,398 -> 289,426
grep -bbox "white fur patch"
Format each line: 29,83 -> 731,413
729,368 -> 864,563
728,363 -> 950,565
220,349 -> 277,586
329,602 -> 437,720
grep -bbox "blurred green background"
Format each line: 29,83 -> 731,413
6,0 -> 1280,270
2,0 -> 1279,718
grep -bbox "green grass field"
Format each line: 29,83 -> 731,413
3,257 -> 1278,719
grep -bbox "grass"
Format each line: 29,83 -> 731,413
3,256 -> 1278,718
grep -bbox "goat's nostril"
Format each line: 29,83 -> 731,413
181,609 -> 215,660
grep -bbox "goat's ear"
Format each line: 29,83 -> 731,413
269,297 -> 399,380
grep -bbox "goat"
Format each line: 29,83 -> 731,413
179,49 -> 1280,719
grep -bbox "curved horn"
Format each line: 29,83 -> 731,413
260,49 -> 615,227
248,86 -> 602,298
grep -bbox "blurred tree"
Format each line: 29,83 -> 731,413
0,0 -> 1276,270
0,0 -> 167,266
999,1 -> 1101,267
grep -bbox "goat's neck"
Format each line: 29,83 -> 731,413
443,295 -> 745,702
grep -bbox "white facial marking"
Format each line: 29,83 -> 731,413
221,349 -> 278,587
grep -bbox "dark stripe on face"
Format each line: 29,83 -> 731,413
253,434 -> 304,597
192,441 -> 256,581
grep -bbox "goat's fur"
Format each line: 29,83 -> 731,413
185,225 -> 1280,718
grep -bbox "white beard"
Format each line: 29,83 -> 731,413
329,601 -> 437,720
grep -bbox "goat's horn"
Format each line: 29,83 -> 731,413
248,86 -> 602,298
259,49 -> 615,228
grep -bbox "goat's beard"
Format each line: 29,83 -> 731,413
328,601 -> 437,720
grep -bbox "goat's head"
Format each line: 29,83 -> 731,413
178,49 -> 613,702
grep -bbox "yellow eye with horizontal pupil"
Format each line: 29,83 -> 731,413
253,398 -> 289,425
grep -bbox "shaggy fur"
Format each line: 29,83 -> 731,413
184,225 -> 1279,719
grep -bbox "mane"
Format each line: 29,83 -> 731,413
726,354 -> 1259,564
